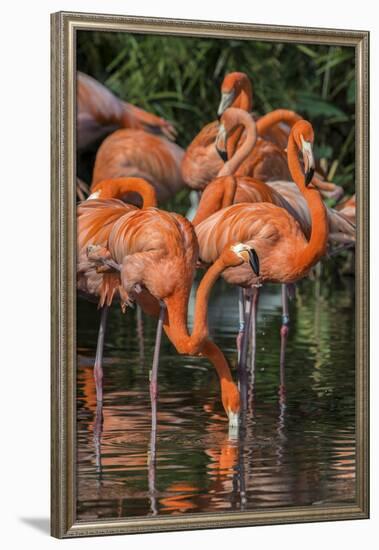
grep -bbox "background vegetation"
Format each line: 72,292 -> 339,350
77,31 -> 356,195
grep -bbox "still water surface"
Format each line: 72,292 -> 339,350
76,272 -> 356,520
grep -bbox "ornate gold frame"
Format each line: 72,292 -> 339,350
51,11 -> 369,538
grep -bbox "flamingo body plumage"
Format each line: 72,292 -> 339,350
92,129 -> 185,203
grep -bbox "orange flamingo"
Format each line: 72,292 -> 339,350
77,71 -> 176,150
195,120 -> 328,406
77,177 -> 158,401
89,206 -> 259,426
91,128 -> 185,203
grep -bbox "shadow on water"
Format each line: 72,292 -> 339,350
76,271 -> 356,520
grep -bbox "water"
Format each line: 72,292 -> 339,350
76,271 -> 356,520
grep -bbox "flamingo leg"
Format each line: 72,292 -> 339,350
148,301 -> 166,516
238,290 -> 253,410
236,287 -> 245,361
280,284 -> 290,337
250,287 -> 260,382
149,302 -> 166,458
280,284 -> 291,371
94,305 -> 109,403
136,304 -> 145,367
94,401 -> 104,479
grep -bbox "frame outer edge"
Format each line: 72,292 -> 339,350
51,11 -> 370,538
357,30 -> 369,518
50,11 -> 61,539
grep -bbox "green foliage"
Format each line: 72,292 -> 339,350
77,31 -> 356,194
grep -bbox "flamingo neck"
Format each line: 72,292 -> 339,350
192,177 -> 237,227
287,136 -> 328,271
218,111 -> 257,177
163,255 -> 240,417
91,177 -> 157,207
256,109 -> 301,136
225,87 -> 252,160
234,82 -> 253,112
163,256 -> 226,355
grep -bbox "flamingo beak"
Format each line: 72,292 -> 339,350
216,124 -> 228,162
216,146 -> 228,162
217,90 -> 235,117
248,248 -> 260,275
301,137 -> 315,186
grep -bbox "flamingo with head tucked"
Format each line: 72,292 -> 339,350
77,71 -> 176,151
77,177 -> 158,401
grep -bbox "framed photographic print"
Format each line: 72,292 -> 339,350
51,11 -> 369,538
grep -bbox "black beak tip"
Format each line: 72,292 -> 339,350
305,167 -> 315,186
216,146 -> 228,163
248,248 -> 260,276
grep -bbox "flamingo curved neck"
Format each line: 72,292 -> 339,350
163,255 -> 235,386
287,134 -> 328,271
224,87 -> 253,160
164,256 -> 225,354
256,109 -> 301,136
218,111 -> 257,177
93,177 -> 157,207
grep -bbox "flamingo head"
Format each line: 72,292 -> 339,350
220,243 -> 260,275
221,380 -> 240,429
292,120 -> 315,186
218,72 -> 252,116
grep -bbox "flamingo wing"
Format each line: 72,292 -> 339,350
92,129 -> 185,202
236,138 -> 291,182
181,121 -> 223,189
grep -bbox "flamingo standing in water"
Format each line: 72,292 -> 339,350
77,177 -> 158,401
195,120 -> 329,406
77,72 -> 176,151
